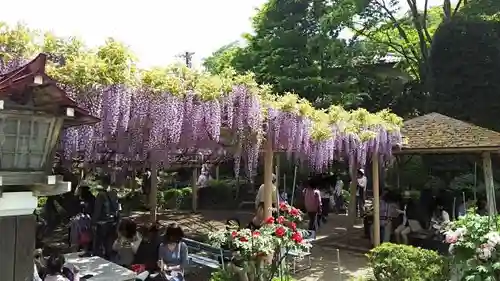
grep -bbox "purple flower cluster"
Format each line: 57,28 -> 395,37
0,57 -> 402,176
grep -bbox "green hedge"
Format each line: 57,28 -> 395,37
367,243 -> 448,281
158,187 -> 192,210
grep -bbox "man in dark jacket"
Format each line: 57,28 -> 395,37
92,174 -> 120,259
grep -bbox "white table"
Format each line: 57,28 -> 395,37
64,252 -> 137,281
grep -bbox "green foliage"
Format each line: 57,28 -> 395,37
386,156 -> 427,189
208,269 -> 236,281
352,3 -> 443,80
446,213 -> 500,280
202,0 -> 383,108
203,41 -> 243,75
429,16 -> 500,131
158,187 -> 192,209
0,21 -> 405,142
38,196 -> 47,208
205,179 -> 237,202
342,189 -> 350,205
367,243 -> 448,281
460,0 -> 500,21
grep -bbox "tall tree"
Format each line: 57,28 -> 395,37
203,41 -> 242,75
230,0 -> 386,107
429,16 -> 500,130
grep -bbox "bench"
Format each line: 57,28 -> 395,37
409,232 -> 449,255
182,238 -> 233,270
238,201 -> 255,210
286,230 -> 316,273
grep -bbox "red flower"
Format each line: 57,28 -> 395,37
231,231 -> 238,238
277,216 -> 285,224
239,236 -> 248,242
252,231 -> 260,237
291,231 -> 303,243
289,222 -> 297,231
289,208 -> 300,217
265,216 -> 275,224
279,202 -> 288,211
275,226 -> 286,238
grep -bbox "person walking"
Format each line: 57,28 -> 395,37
356,169 -> 367,217
333,176 -> 344,213
304,178 -> 322,231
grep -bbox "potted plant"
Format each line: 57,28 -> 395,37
209,202 -> 310,281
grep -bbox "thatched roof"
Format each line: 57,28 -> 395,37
399,113 -> 500,153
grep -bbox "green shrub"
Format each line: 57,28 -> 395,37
367,243 -> 448,281
342,189 -> 350,205
209,269 -> 236,281
159,187 -> 193,209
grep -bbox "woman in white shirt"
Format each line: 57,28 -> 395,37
430,203 -> 450,233
356,169 -> 367,217
333,177 -> 344,213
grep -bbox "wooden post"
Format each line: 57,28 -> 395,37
372,152 -> 381,246
0,215 -> 36,281
149,163 -> 158,222
192,168 -> 198,212
482,152 -> 497,216
263,139 -> 274,219
348,162 -> 358,225
275,153 -> 281,190
291,166 -> 298,205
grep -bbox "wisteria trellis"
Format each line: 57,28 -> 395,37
0,57 -> 403,176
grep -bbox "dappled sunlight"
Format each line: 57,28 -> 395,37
129,210 -> 254,237
65,253 -> 137,280
295,248 -> 372,281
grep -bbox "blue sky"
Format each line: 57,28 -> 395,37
1,0 -> 454,68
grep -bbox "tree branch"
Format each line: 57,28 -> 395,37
453,0 -> 464,17
372,0 -> 420,62
422,0 -> 434,45
406,0 -> 427,64
351,26 -> 419,78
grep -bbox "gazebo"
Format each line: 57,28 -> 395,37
394,112 -> 500,216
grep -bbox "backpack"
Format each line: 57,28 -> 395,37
69,214 -> 91,248
304,189 -> 320,213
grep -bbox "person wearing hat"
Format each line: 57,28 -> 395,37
356,169 -> 367,217
255,174 -> 278,210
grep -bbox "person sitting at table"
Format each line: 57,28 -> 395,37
43,253 -> 79,281
158,223 -> 188,281
134,221 -> 162,272
112,218 -> 142,268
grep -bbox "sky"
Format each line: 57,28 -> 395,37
1,0 -> 455,69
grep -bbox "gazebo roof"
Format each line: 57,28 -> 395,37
398,112 -> 500,154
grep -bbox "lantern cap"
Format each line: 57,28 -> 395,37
0,53 -> 100,127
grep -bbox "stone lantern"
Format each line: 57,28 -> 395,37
0,54 -> 99,281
